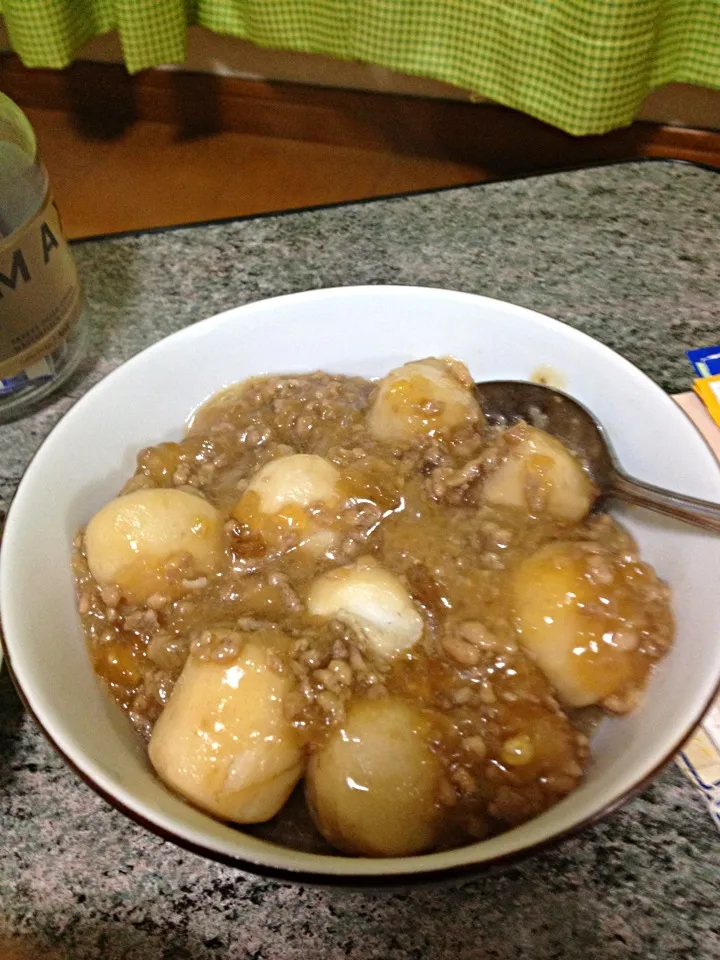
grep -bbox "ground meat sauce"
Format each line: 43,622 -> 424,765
72,362 -> 674,856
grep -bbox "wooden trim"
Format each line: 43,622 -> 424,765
1,55 -> 719,173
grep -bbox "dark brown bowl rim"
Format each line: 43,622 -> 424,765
3,626 -> 718,889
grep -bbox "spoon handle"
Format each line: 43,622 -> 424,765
611,471 -> 720,533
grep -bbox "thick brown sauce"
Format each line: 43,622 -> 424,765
73,371 -> 673,853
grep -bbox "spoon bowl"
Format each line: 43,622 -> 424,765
475,380 -> 720,533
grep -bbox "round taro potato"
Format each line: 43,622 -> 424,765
305,698 -> 443,856
512,541 -> 649,709
149,633 -> 304,823
482,424 -> 596,522
307,556 -> 424,658
367,358 -> 483,443
84,488 -> 224,603
232,453 -> 342,555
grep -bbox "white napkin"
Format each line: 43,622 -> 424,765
673,393 -> 720,831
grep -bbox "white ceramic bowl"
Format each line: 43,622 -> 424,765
3,286 -> 720,886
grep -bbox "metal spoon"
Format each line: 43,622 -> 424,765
474,380 -> 720,533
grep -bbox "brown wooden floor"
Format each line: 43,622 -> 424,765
6,58 -> 718,241
13,54 -> 717,241
28,106 -> 487,239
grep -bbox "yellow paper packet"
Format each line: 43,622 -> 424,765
693,375 -> 720,431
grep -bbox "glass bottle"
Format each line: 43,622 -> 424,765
0,92 -> 87,419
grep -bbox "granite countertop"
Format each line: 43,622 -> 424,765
1,161 -> 718,960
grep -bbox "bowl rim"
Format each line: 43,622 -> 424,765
3,644 -> 718,888
2,283 -> 719,885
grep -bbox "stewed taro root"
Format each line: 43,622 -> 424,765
73,357 -> 673,856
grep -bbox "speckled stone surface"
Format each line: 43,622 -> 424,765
1,161 -> 718,960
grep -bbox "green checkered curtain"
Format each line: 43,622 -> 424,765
1,1 -> 719,135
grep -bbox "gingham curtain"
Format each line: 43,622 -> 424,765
1,0 -> 719,135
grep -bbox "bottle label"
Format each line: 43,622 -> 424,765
0,191 -> 83,380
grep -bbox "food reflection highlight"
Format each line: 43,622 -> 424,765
73,357 -> 673,857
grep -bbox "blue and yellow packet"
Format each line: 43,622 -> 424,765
687,345 -> 720,429
678,345 -> 720,830
687,345 -> 720,379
